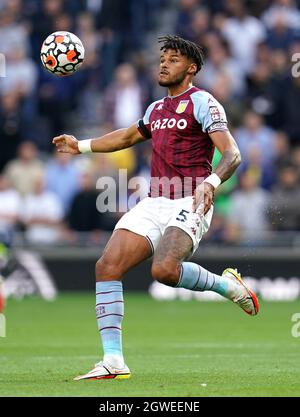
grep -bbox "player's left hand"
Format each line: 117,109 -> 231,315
192,182 -> 214,216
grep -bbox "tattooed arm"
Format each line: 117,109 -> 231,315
210,130 -> 241,183
193,130 -> 241,215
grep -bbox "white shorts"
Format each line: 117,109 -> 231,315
114,196 -> 213,255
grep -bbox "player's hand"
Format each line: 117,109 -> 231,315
192,182 -> 214,216
52,134 -> 80,155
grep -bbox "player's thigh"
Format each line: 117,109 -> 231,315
96,229 -> 152,281
151,226 -> 193,284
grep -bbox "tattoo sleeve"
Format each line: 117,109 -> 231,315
215,148 -> 241,183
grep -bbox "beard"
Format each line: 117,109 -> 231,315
158,69 -> 187,87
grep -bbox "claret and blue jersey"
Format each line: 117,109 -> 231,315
137,86 -> 229,199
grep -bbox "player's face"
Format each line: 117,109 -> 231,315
158,49 -> 194,87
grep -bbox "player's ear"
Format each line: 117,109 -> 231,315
187,63 -> 197,76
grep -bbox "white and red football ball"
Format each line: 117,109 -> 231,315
40,31 -> 85,76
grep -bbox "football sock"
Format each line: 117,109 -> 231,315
96,281 -> 124,368
176,262 -> 235,297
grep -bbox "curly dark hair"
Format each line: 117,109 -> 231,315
158,35 -> 204,74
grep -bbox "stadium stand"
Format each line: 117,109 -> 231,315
1,0 -> 300,249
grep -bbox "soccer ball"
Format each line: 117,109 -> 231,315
40,31 -> 85,76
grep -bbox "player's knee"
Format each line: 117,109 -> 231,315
95,257 -> 122,281
151,260 -> 179,287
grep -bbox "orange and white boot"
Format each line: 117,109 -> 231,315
74,361 -> 131,381
222,268 -> 259,316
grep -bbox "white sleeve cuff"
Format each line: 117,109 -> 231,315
78,139 -> 92,154
204,173 -> 221,189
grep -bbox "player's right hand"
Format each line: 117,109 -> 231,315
52,134 -> 80,155
192,182 -> 214,216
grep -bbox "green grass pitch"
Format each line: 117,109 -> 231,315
0,293 -> 299,397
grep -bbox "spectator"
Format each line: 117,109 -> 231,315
67,171 -> 102,240
262,0 -> 300,31
235,110 -> 276,169
0,9 -> 30,57
128,0 -> 155,51
45,152 -> 80,215
269,50 -> 290,129
228,169 -> 271,242
246,61 -> 274,118
96,0 -> 129,87
38,66 -> 78,140
265,12 -> 298,50
221,0 -> 266,75
3,0 -> 24,20
0,174 -> 21,246
0,44 -> 38,141
189,7 -> 210,44
22,176 -> 64,244
55,12 -> 73,33
0,46 -> 38,97
246,49 -> 289,127
268,164 -> 300,231
89,152 -> 119,180
197,36 -> 245,98
280,75 -> 300,144
175,0 -> 201,40
77,11 -> 101,72
206,212 -> 240,244
30,0 -> 65,55
0,92 -> 23,171
273,131 -> 291,170
291,145 -> 300,175
76,11 -> 103,123
239,146 -> 275,190
103,63 -> 144,129
4,141 -> 44,196
86,0 -> 103,14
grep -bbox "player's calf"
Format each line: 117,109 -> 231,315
176,262 -> 259,316
151,259 -> 181,287
95,257 -> 123,282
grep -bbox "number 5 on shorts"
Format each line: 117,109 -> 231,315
176,209 -> 189,222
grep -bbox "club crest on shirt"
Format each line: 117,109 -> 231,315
176,100 -> 189,114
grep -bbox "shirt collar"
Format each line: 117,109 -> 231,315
168,86 -> 194,99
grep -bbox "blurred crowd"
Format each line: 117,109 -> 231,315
1,0 -> 300,247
